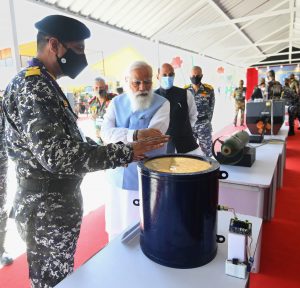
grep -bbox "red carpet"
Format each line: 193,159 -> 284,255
0,206 -> 108,288
250,125 -> 300,287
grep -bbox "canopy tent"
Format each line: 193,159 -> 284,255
25,0 -> 300,67
92,46 -> 146,80
0,41 -> 37,59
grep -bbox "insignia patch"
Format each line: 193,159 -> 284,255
203,83 -> 213,90
25,66 -> 41,77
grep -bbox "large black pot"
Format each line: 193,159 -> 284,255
136,154 -> 228,269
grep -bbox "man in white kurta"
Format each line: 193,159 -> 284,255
101,61 -> 170,240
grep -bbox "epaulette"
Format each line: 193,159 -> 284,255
183,84 -> 191,89
63,100 -> 69,107
203,83 -> 213,90
25,66 -> 41,78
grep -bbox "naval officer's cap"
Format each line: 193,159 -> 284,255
35,15 -> 91,41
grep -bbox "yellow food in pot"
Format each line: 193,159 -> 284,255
144,157 -> 212,173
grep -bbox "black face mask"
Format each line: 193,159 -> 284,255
99,89 -> 107,97
57,48 -> 88,79
190,75 -> 202,85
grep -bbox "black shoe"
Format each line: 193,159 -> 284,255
288,130 -> 295,136
0,252 -> 13,266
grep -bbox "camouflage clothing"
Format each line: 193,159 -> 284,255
89,96 -> 111,145
187,83 -> 215,157
233,87 -> 246,126
281,85 -> 300,134
267,80 -> 282,100
289,79 -> 300,122
290,78 -> 299,95
0,99 -> 8,255
2,58 -> 133,287
281,86 -> 297,106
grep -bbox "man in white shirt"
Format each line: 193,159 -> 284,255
101,61 -> 170,240
155,63 -> 201,155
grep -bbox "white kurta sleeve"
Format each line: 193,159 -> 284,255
187,90 -> 198,127
101,99 -> 134,144
101,99 -> 170,144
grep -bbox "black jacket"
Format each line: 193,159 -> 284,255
155,86 -> 198,153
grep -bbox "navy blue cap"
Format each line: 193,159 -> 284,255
35,15 -> 91,42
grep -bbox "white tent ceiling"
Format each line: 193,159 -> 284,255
26,0 -> 300,67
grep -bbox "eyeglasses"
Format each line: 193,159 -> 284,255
130,79 -> 153,88
162,73 -> 175,77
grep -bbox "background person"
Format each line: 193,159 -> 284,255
266,70 -> 282,100
186,66 -> 215,157
282,78 -> 298,136
89,77 -> 115,145
251,78 -> 266,101
155,63 -> 200,154
116,86 -> 124,95
232,80 -> 246,126
289,73 -> 300,130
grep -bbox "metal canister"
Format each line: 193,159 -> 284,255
136,154 -> 227,268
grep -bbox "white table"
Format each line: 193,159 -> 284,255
219,139 -> 285,220
56,212 -> 262,288
262,125 -> 288,188
246,125 -> 288,188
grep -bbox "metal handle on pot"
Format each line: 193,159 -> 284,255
133,199 -> 140,206
219,170 -> 228,179
216,234 -> 225,243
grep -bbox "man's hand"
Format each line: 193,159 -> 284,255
132,135 -> 170,161
137,128 -> 163,140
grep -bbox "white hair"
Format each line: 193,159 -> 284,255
127,61 -> 152,77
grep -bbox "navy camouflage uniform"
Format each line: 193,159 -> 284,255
281,85 -> 298,135
2,59 -> 133,287
0,98 -> 9,258
187,83 -> 215,157
289,78 -> 299,96
289,78 -> 300,127
267,80 -> 282,100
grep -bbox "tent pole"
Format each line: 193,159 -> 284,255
8,0 -> 21,72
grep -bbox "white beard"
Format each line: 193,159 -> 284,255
127,89 -> 154,111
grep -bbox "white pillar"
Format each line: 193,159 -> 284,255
8,0 -> 21,72
154,39 -> 160,70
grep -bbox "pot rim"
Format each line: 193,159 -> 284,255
137,153 -> 220,177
